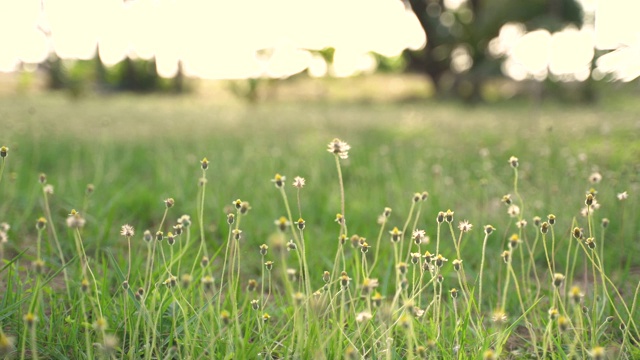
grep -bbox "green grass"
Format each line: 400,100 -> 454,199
0,89 -> 638,359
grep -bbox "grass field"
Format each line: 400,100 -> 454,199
0,85 -> 639,359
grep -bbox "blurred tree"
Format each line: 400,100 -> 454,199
406,0 -> 583,101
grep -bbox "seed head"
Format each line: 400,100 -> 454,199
259,244 -> 268,256
492,310 -> 508,324
508,234 -> 520,249
201,157 -> 209,170
501,194 -> 512,205
412,192 -> 421,203
445,209 -> 454,223
265,261 -> 274,271
233,199 -> 242,209
287,268 -> 297,281
66,210 -> 86,229
553,273 -> 565,287
227,213 -> 235,225
220,310 -> 230,325
589,172 -> 602,184
436,211 -> 445,223
340,273 -> 351,288
409,252 -> 420,264
450,288 -> 458,299
322,271 -> 331,283
239,201 -> 251,215
389,227 -> 402,242
164,198 -> 175,208
295,218 -> 305,230
371,292 -> 383,307
533,216 -> 541,227
286,239 -> 297,251
458,220 -> 472,233
93,317 -> 108,331
271,173 -> 286,188
327,138 -> 350,159
202,276 -> 214,291
548,308 -> 559,319
292,176 -> 305,188
201,256 -> 209,268
247,279 -> 257,292
178,215 -> 191,227
36,217 -> 47,230
558,316 -> 569,332
573,227 -> 583,239
601,218 -> 609,228
585,237 -> 596,250
32,259 -> 45,274
484,225 -> 495,235
423,251 -> 433,263
356,311 -> 373,323
24,312 -> 37,328
251,299 -> 260,310
501,250 -> 510,263
589,346 -> 605,360
43,184 -> 54,195
38,173 -> 47,184
452,259 -> 463,271
383,207 -> 392,218
155,231 -> 163,241
412,229 -> 427,245
508,156 -> 519,168
421,191 -> 429,201
586,193 -> 595,206
570,286 -> 583,305
181,274 -> 192,288
435,254 -> 448,267
232,229 -> 242,240
617,191 -> 628,201
0,146 -> 8,158
547,214 -> 556,225
516,219 -> 527,228
86,184 -> 95,195
507,204 -> 520,217
360,241 -> 370,254
120,224 -> 135,237
540,222 -> 550,234
335,213 -> 345,225
0,332 -> 15,356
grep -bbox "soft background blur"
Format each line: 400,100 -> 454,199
0,0 -> 639,101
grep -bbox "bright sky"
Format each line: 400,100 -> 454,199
0,0 -> 425,78
0,0 -> 637,81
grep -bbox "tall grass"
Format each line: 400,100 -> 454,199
0,93 -> 639,359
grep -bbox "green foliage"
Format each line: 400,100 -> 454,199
0,93 -> 638,359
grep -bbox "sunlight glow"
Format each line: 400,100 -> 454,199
0,0 -> 426,79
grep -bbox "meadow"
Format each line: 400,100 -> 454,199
0,85 -> 639,359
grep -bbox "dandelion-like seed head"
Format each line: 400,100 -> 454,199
507,204 -> 520,218
180,274 -> 192,288
86,184 -> 95,195
437,211 -> 445,223
540,222 -> 550,234
585,237 -> 596,250
412,192 -> 421,203
155,231 -> 164,241
201,256 -> 209,268
259,244 -> 268,256
547,214 -> 556,225
371,292 -> 384,307
421,191 -> 429,201
589,346 -> 605,360
492,310 -> 508,324
265,261 -> 274,271
38,173 -> 47,184
143,230 -> 153,243
36,217 -> 47,230
226,213 -> 235,225
43,184 -> 54,195
286,239 -> 297,252
177,214 -> 191,227
360,241 -> 370,254
240,201 -> 251,215
389,226 -> 402,243
272,173 -> 286,188
573,227 -> 584,239
0,146 -> 8,158
93,317 -> 108,331
292,176 -> 305,188
452,259 -> 463,271
173,224 -> 183,236
232,229 -> 242,240
570,286 -> 583,305
617,191 -> 628,201
553,273 -> 565,287
501,250 -> 511,263
412,229 -> 426,245
548,308 -> 559,319
164,198 -> 175,208
296,218 -> 305,230
533,216 -> 542,227
445,209 -> 454,223
233,199 -> 242,209
356,311 -> 373,323
201,157 -> 209,170
340,273 -> 351,288
435,254 -> 448,267
66,210 -> 86,229
322,271 -> 331,283
508,156 -> 519,168
251,299 -> 260,310
274,216 -> 290,232
589,172 -> 602,184
484,225 -> 495,235
335,213 -> 345,225
601,218 -> 609,228
558,316 -> 569,332
410,252 -> 421,264
247,279 -> 257,292
362,278 -> 379,295
508,234 -> 520,249
458,220 -> 472,233
501,194 -> 512,205
202,276 -> 214,291
586,193 -> 595,206
516,219 -> 527,228
397,262 -> 408,274
327,138 -> 351,159
383,207 -> 392,218
120,224 -> 135,237
450,288 -> 458,299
